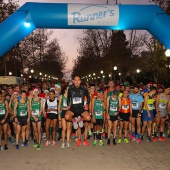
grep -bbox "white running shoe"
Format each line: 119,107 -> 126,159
66,142 -> 71,148
78,116 -> 84,128
73,117 -> 78,129
61,142 -> 65,149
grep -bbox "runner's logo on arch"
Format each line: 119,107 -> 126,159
68,4 -> 119,26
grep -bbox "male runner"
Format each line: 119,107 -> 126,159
65,75 -> 91,146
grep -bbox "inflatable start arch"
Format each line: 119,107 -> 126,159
0,2 -> 170,56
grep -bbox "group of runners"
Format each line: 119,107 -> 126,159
0,75 -> 170,151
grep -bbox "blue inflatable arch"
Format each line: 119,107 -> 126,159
0,2 -> 170,56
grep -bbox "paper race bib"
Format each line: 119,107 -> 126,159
63,100 -> 67,107
32,109 -> 39,116
159,103 -> 167,109
148,104 -> 153,109
132,102 -> 138,109
0,109 -> 5,115
73,97 -> 82,104
20,110 -> 27,116
110,105 -> 117,112
122,105 -> 129,110
95,110 -> 102,116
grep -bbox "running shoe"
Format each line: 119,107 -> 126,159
77,140 -> 81,146
93,140 -> 97,146
73,117 -> 78,129
45,140 -> 50,146
83,140 -> 89,146
42,133 -> 46,139
99,140 -> 104,146
71,132 -> 76,139
4,144 -> 8,150
147,136 -> 152,142
124,138 -> 129,144
33,143 -> 38,148
78,116 -> 84,128
37,145 -> 41,151
8,137 -> 13,143
129,133 -> 132,138
153,136 -> 157,142
88,130 -> 93,136
102,132 -> 105,137
15,144 -> 19,150
107,139 -> 110,146
61,142 -> 65,149
117,138 -> 122,144
163,133 -> 166,138
159,136 -> 165,142
66,142 -> 71,148
22,142 -> 28,147
137,138 -> 141,144
52,141 -> 56,146
113,138 -> 117,145
0,145 -> 3,150
130,136 -> 135,141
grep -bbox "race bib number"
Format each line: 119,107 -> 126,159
159,103 -> 166,109
122,105 -> 129,110
132,102 -> 138,109
148,104 -> 153,109
95,110 -> 102,116
32,109 -> 39,116
20,110 -> 27,116
63,100 -> 67,107
0,109 -> 5,115
110,105 -> 117,112
73,97 -> 82,104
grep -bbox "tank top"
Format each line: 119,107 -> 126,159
11,101 -> 15,111
0,100 -> 6,116
94,99 -> 104,119
109,97 -> 119,116
61,95 -> 67,109
31,98 -> 41,116
120,98 -> 130,113
158,93 -> 169,116
17,100 -> 28,117
47,98 -> 58,114
143,95 -> 154,111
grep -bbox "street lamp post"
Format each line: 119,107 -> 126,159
165,49 -> 170,83
113,66 -> 117,82
100,70 -> 103,82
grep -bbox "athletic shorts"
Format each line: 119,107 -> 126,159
132,110 -> 140,118
143,109 -> 154,122
93,119 -> 104,126
70,107 -> 85,117
119,112 -> 130,122
153,109 -> 156,118
0,115 -> 8,126
109,115 -> 118,122
61,110 -> 67,119
31,114 -> 43,122
47,113 -> 58,120
17,116 -> 28,126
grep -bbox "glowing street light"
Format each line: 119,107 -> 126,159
136,69 -> 141,73
165,49 -> 170,57
100,70 -> 103,74
119,73 -> 121,76
113,66 -> 117,71
39,72 -> 42,76
30,69 -> 34,73
9,72 -> 12,76
93,73 -> 96,76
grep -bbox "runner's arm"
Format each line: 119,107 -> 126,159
155,94 -> 160,114
4,100 -> 9,120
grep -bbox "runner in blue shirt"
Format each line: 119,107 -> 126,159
129,85 -> 144,144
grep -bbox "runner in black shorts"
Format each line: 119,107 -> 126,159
0,91 -> 9,150
65,75 -> 91,146
107,90 -> 121,145
58,85 -> 71,148
14,90 -> 30,150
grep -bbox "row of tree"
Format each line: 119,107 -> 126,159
0,1 -> 67,80
72,0 -> 169,84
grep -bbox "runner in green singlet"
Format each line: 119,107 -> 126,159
30,88 -> 43,151
107,90 -> 121,145
14,90 -> 30,150
92,90 -> 106,146
0,91 -> 9,150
